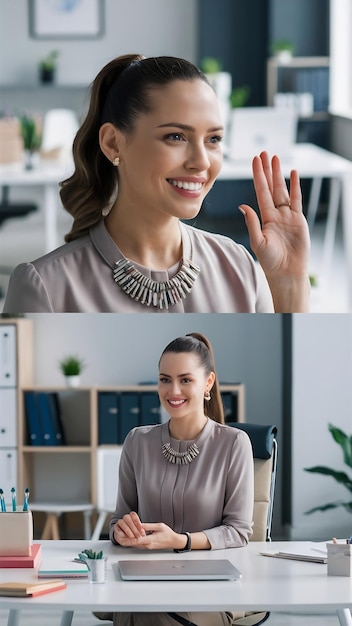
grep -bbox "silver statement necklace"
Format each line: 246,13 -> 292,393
162,442 -> 200,465
112,257 -> 200,310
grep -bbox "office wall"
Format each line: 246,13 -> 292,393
0,0 -> 198,85
291,314 -> 352,540
269,0 -> 329,57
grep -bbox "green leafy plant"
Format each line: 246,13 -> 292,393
59,355 -> 85,376
230,86 -> 251,108
200,57 -> 222,74
18,115 -> 41,152
270,39 -> 294,55
39,50 -> 59,72
304,423 -> 352,514
79,548 -> 104,560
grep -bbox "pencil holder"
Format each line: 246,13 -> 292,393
327,542 -> 352,576
0,511 -> 33,556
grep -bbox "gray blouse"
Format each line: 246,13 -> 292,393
109,420 -> 254,550
3,220 -> 273,313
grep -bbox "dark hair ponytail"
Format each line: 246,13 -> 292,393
60,54 -> 208,243
60,54 -> 144,242
159,332 -> 224,424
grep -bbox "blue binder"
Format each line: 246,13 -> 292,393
119,392 -> 140,443
24,391 -> 44,445
98,392 -> 119,444
139,392 -> 161,426
48,392 -> 66,445
37,392 -> 58,446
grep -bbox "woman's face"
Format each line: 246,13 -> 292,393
115,79 -> 224,223
158,351 -> 215,421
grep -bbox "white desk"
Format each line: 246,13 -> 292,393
1,540 -> 351,626
0,161 -> 70,253
220,143 -> 352,309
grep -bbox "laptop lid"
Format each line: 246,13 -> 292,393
228,107 -> 298,162
118,559 -> 242,581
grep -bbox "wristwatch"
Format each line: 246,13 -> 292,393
174,531 -> 191,553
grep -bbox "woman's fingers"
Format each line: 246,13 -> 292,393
252,153 -> 302,216
117,512 -> 145,538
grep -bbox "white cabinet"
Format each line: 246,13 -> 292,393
0,325 -> 16,386
0,449 -> 17,497
0,389 -> 16,447
0,320 -> 33,505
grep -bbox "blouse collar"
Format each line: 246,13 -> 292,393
89,219 -> 193,280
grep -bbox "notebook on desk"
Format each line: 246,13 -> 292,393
118,559 -> 242,581
228,107 -> 298,162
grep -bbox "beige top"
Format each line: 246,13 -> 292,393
3,220 -> 273,313
109,420 -> 254,550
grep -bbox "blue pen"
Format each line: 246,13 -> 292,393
23,488 -> 30,511
11,487 -> 16,512
0,489 -> 6,512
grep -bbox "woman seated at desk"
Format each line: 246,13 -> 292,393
3,54 -> 310,313
106,332 -> 253,626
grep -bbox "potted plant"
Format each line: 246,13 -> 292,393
270,39 -> 294,63
18,114 -> 42,169
59,355 -> 85,387
38,50 -> 59,84
78,549 -> 106,584
200,56 -> 232,101
230,86 -> 251,109
304,423 -> 352,515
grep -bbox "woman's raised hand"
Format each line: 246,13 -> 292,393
239,151 -> 311,312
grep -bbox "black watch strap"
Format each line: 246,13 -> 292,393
174,531 -> 191,553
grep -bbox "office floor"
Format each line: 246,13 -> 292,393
0,609 -> 342,625
0,206 -> 348,313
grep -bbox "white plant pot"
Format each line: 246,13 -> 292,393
275,50 -> 293,64
65,375 -> 80,388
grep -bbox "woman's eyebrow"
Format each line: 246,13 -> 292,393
157,122 -> 224,132
159,372 -> 193,378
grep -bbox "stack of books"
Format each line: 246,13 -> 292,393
0,579 -> 66,597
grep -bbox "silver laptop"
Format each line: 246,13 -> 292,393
118,559 -> 242,581
228,106 -> 298,162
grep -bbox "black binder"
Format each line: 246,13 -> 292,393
37,392 -> 58,446
139,392 -> 161,426
98,392 -> 119,444
24,391 -> 44,446
119,392 -> 140,443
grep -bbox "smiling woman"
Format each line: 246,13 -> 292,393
3,54 -> 310,314
108,332 -> 253,626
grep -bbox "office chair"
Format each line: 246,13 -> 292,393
229,422 -> 278,626
90,447 -> 122,541
0,186 -> 38,299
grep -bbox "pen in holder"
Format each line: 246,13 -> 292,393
327,541 -> 352,577
0,511 -> 33,557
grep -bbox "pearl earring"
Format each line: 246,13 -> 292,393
204,391 -> 211,401
113,157 -> 120,167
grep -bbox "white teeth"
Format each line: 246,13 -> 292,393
168,400 -> 185,406
169,180 -> 202,191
